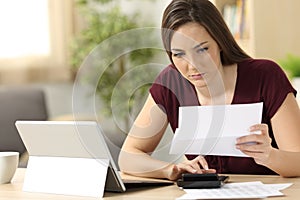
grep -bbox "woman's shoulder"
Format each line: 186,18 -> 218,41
151,63 -> 194,96
239,58 -> 280,69
158,64 -> 178,76
238,58 -> 285,75
154,64 -> 185,84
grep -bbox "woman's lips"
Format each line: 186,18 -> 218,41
189,73 -> 205,80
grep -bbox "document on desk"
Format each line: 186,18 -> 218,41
177,181 -> 292,199
170,103 -> 263,157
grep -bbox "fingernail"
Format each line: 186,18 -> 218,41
249,126 -> 255,131
204,166 -> 209,170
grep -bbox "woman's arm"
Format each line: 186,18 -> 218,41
119,94 -> 215,180
119,93 -> 171,179
236,93 -> 300,177
267,92 -> 300,177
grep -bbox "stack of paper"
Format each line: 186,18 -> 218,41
170,103 -> 263,157
177,181 -> 292,199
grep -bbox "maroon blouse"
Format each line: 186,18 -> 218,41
150,58 -> 297,175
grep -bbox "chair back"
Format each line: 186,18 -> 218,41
0,87 -> 48,154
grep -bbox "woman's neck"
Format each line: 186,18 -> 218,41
196,64 -> 237,105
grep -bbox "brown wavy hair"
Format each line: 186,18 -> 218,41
161,0 -> 251,65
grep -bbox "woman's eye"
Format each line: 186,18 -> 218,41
173,52 -> 185,57
196,47 -> 208,54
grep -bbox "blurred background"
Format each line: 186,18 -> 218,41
0,0 -> 171,119
0,0 -> 299,167
1,0 -> 299,118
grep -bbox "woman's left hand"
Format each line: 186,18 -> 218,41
236,124 -> 273,166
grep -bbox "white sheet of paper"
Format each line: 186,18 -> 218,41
23,156 -> 109,197
265,183 -> 293,191
170,103 -> 263,157
177,181 -> 292,199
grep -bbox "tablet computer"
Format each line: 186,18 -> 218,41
15,120 -> 173,192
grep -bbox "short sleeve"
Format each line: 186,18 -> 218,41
149,65 -> 199,132
149,65 -> 180,114
262,60 -> 297,119
149,74 -> 168,114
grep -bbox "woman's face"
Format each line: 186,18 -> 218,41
170,22 -> 222,88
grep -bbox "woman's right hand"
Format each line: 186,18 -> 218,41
166,155 -> 216,181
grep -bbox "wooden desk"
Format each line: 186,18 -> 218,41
1,168 -> 300,199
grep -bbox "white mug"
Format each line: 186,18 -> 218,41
0,152 -> 19,184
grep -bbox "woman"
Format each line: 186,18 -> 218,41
118,0 -> 300,180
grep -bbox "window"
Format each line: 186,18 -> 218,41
0,0 -> 74,83
0,0 -> 49,58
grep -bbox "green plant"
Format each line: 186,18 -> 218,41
70,0 -> 159,131
279,54 -> 300,79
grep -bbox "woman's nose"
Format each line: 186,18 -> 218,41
186,55 -> 204,71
